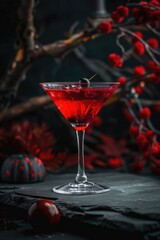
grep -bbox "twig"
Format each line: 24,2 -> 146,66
127,2 -> 160,10
146,24 -> 160,36
116,31 -> 126,55
73,48 -> 120,79
128,99 -> 160,107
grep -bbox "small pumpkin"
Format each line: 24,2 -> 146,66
1,154 -> 45,183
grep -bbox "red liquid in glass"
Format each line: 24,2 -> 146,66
45,85 -> 118,130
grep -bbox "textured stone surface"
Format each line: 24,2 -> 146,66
0,172 -> 160,239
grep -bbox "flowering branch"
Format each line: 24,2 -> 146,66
119,27 -> 160,65
1,0 -> 159,111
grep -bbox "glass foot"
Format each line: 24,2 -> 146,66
53,181 -> 110,195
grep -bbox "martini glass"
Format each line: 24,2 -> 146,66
40,82 -> 119,195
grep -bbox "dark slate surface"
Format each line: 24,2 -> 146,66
0,172 -> 160,240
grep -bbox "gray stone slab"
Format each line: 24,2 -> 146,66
0,172 -> 160,239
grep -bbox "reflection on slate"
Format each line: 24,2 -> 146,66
0,172 -> 160,239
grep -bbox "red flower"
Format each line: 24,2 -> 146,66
129,125 -> 139,139
98,21 -> 112,34
107,158 -> 123,169
117,76 -> 126,86
117,5 -> 129,17
147,38 -> 159,49
136,133 -> 149,151
133,41 -> 145,55
139,107 -> 151,120
112,11 -> 124,23
0,121 -> 56,168
132,32 -> 143,43
134,66 -> 145,76
108,53 -> 123,67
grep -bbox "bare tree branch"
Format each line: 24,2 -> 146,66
1,88 -> 160,123
0,96 -> 51,123
0,0 -> 37,91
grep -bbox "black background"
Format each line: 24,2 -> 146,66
0,0 -> 154,152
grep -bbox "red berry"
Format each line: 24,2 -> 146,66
147,38 -> 159,49
144,150 -> 151,161
108,53 -> 123,67
148,73 -> 160,84
129,125 -> 139,138
140,1 -> 148,5
98,21 -> 112,34
147,60 -> 156,72
139,107 -> 151,120
107,158 -> 123,169
152,10 -> 160,24
134,86 -> 143,95
132,32 -> 143,43
132,8 -> 142,23
117,5 -> 129,17
28,200 -> 61,231
112,11 -> 124,23
133,161 -> 145,173
117,76 -> 126,86
134,66 -> 145,76
150,0 -> 160,6
136,133 -> 149,151
147,61 -> 160,75
145,130 -> 153,142
133,41 -> 145,55
151,142 -> 160,157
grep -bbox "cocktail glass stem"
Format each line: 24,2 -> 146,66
75,130 -> 88,183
